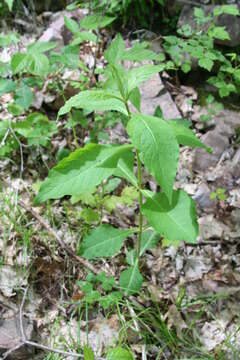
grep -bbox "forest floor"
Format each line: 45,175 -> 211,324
0,6 -> 240,360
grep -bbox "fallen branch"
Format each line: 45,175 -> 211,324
19,199 -> 101,275
3,287 -> 84,359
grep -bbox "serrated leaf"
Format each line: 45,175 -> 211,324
11,53 -> 28,74
106,347 -> 134,360
119,262 -> 143,296
28,53 -> 50,76
214,5 -> 239,17
58,90 -> 127,117
121,42 -> 160,62
198,58 -> 214,72
169,120 -> 211,152
127,64 -> 165,93
64,16 -> 79,34
127,114 -> 179,203
35,144 -> 132,204
104,33 -> 125,65
82,224 -> 133,259
209,26 -> 230,41
142,190 -> 198,243
80,14 -> 115,30
14,112 -> 57,146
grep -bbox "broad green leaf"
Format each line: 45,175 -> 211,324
127,114 -> 179,203
104,33 -> 125,65
14,84 -> 34,110
0,79 -> 16,96
208,26 -> 230,41
194,7 -> 205,19
4,0 -> 14,11
58,90 -> 128,117
27,41 -> 57,54
115,157 -> 138,187
14,112 -> 57,146
198,58 -> 214,72
11,53 -> 28,74
35,144 -> 132,204
28,53 -> 50,76
71,31 -> 97,45
64,16 -> 79,34
84,346 -> 94,360
0,32 -> 19,47
169,120 -> 211,152
82,224 -> 133,259
129,87 -> 141,112
119,262 -> 143,296
8,103 -> 24,116
80,14 -> 116,30
106,347 -> 134,360
214,5 -> 239,17
121,42 -> 160,62
127,64 -> 165,93
181,62 -> 191,73
142,190 -> 198,243
11,51 -> 50,76
140,229 -> 160,255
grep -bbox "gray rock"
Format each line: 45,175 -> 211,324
230,146 -> 240,179
193,127 -> 229,171
167,0 -> 209,16
193,182 -> 216,209
199,214 -> 229,240
139,73 -> 181,119
178,4 -> 240,47
193,110 -> 240,172
39,9 -> 88,47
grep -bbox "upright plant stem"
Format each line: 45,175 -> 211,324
136,150 -> 143,260
124,100 -> 143,261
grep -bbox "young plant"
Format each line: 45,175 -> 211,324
163,5 -> 240,98
35,34 -> 210,296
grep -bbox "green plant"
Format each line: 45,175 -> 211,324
3,0 -> 14,11
210,187 -> 227,201
163,5 -> 240,98
76,271 -> 122,309
198,94 -> 223,122
35,33 -> 210,296
71,0 -> 165,28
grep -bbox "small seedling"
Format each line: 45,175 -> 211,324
210,187 -> 227,201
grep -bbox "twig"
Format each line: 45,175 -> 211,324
0,128 -> 10,147
18,199 -> 101,275
2,287 -> 84,359
2,343 -> 24,359
3,287 -> 106,359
